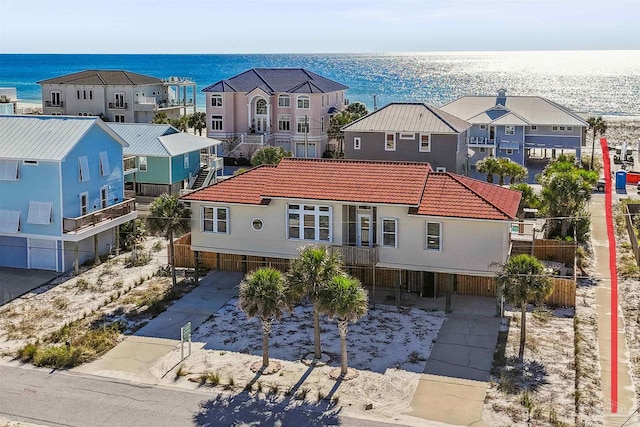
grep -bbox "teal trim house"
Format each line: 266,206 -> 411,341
107,123 -> 222,197
0,115 -> 137,272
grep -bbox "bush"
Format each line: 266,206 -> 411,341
17,342 -> 40,362
32,345 -> 82,368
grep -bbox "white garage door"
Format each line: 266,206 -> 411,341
29,239 -> 58,271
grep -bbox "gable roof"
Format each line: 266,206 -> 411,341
417,173 -> 521,220
341,103 -> 470,134
182,158 -> 521,220
440,95 -> 588,127
107,123 -> 219,157
202,68 -> 348,94
0,115 -> 127,161
38,70 -> 162,86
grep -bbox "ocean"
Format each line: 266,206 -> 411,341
1,51 -> 640,116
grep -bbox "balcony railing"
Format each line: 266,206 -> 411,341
108,102 -> 128,109
63,198 -> 136,233
469,136 -> 495,146
331,245 -> 379,266
44,101 -> 64,107
123,156 -> 137,174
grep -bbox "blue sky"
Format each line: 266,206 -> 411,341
1,0 -> 638,53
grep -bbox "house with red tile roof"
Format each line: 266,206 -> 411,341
181,158 -> 521,291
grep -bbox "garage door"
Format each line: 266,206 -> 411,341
29,239 -> 57,271
0,236 -> 28,268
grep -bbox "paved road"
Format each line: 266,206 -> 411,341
0,365 -> 420,427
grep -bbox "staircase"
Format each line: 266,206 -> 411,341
191,167 -> 210,190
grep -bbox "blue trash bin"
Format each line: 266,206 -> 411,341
616,170 -> 627,189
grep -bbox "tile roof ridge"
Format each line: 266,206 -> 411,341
446,173 -> 518,218
280,157 -> 433,168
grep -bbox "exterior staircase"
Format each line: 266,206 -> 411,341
191,167 -> 210,190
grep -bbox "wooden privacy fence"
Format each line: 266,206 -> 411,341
170,234 -> 575,307
624,203 -> 640,266
533,239 -> 576,266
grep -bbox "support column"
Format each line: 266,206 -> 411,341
115,225 -> 120,256
74,243 -> 79,276
93,234 -> 100,265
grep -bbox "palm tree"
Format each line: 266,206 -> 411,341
146,194 -> 191,287
238,267 -> 290,370
251,146 -> 292,166
476,156 -> 500,183
287,245 -> 343,360
318,274 -> 369,377
495,254 -> 553,361
587,116 -> 607,170
503,159 -> 528,184
152,112 -> 169,124
187,112 -> 207,136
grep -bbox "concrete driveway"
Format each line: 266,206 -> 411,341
0,267 -> 59,306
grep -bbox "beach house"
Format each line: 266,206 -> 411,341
38,70 -> 197,123
0,116 -> 137,272
202,68 -> 348,159
341,102 -> 471,174
106,123 -> 223,197
440,89 -> 588,167
0,88 -> 18,115
180,158 -> 521,294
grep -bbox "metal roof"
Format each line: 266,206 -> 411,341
341,103 -> 470,134
203,68 -> 348,94
107,123 -> 219,157
0,115 -> 126,161
38,70 -> 162,86
440,95 -> 588,126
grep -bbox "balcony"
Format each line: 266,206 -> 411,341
44,101 -> 64,107
331,245 -> 379,266
468,136 -> 495,147
123,156 -> 137,175
108,102 -> 128,109
63,198 -> 136,234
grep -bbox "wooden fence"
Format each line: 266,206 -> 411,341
533,239 -> 576,266
170,234 -> 575,307
624,203 -> 640,266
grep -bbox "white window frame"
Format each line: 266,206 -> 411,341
114,92 -> 125,107
99,151 -> 110,176
278,114 -> 291,131
297,95 -> 310,109
419,133 -> 431,152
552,125 -> 559,131
479,147 -> 486,153
381,218 -> 398,248
385,133 -> 396,151
479,124 -> 487,130
399,132 -> 414,140
114,114 -> 125,123
566,126 -> 573,131
426,222 -> 442,251
184,153 -> 189,169
252,218 -> 263,231
0,210 -> 21,233
79,156 -> 90,182
435,166 -> 447,172
559,126 -> 566,131
211,115 -> 223,131
278,95 -> 290,108
211,94 -> 223,107
0,159 -> 19,181
202,206 -> 229,234
139,156 -> 148,172
296,116 -> 309,134
27,201 -> 52,225
50,91 -> 61,106
506,149 -> 514,155
354,137 -> 361,150
321,116 -> 324,133
287,204 -> 332,242
505,125 -> 515,135
100,186 -> 108,209
530,125 -> 537,131
79,192 -> 89,216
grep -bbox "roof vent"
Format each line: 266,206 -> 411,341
496,89 -> 507,106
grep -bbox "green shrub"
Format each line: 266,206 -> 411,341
32,345 -> 82,368
17,342 -> 39,362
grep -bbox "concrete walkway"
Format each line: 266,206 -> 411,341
590,194 -> 639,425
406,295 -> 499,426
74,270 -> 241,383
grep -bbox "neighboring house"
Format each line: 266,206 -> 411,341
0,88 -> 18,114
38,70 -> 197,123
440,89 -> 588,167
181,158 -> 521,290
107,123 -> 223,197
0,115 -> 137,272
203,68 -> 348,158
342,102 -> 471,174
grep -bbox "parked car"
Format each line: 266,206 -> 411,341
595,179 -> 606,192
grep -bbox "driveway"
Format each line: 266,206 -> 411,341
0,267 -> 59,306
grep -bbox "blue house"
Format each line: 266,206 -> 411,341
106,123 -> 223,197
0,115 -> 137,272
440,89 -> 588,167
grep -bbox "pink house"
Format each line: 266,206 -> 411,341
203,68 -> 348,158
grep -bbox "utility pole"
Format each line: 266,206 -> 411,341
304,115 -> 309,158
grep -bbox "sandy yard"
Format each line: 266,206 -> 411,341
152,300 -> 444,421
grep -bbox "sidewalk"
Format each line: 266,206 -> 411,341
73,270 -> 241,383
590,194 -> 638,425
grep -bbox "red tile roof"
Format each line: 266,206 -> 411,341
262,158 -> 431,205
181,165 -> 276,205
181,159 -> 522,221
417,173 -> 521,220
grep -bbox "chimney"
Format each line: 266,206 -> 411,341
496,89 -> 507,106
373,95 -> 378,111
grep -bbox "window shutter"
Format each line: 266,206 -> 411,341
79,156 -> 90,181
99,152 -> 110,176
